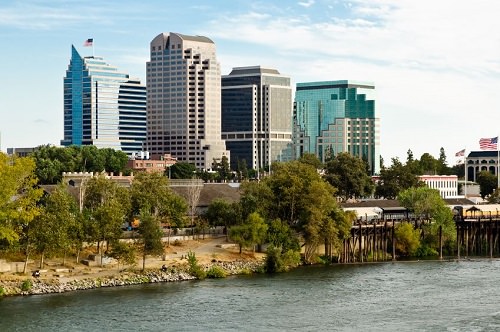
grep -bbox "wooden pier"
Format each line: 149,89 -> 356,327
339,217 -> 500,263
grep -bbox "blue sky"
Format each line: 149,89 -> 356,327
2,0 -> 500,164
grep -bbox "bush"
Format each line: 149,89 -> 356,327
394,222 -> 421,256
187,251 -> 206,280
415,244 -> 438,258
265,246 -> 300,273
0,286 -> 5,297
206,265 -> 227,278
21,279 -> 32,292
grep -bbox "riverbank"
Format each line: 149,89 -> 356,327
0,236 -> 265,297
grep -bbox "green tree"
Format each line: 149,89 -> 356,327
419,153 -> 440,175
394,222 -> 421,256
477,170 -> 497,199
324,152 -> 374,201
30,183 -> 77,269
375,158 -> 422,199
236,159 -> 249,181
213,156 -> 231,182
398,187 -> 455,258
169,162 -> 197,179
138,209 -> 164,271
109,240 -> 136,271
0,154 -> 42,247
229,212 -> 268,254
298,153 -> 323,169
84,176 -> 130,259
130,172 -> 187,246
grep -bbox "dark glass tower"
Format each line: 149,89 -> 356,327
61,45 -> 146,155
222,66 -> 292,170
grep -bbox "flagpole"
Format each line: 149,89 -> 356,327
497,136 -> 499,190
464,147 -> 467,198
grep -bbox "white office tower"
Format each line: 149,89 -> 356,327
146,32 -> 229,171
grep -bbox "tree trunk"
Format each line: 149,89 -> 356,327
76,248 -> 81,264
142,253 -> 146,271
439,225 -> 443,260
23,250 -> 30,274
63,251 -> 67,266
40,252 -> 45,269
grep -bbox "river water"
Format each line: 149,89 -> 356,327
1,259 -> 500,331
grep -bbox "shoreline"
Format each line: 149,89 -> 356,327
0,260 -> 264,297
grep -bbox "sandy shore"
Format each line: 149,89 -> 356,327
0,236 -> 266,297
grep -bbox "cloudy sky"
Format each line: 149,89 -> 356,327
1,0 -> 499,164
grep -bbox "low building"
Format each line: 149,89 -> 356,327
127,153 -> 177,173
419,175 -> 458,199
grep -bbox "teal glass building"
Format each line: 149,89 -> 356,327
61,46 -> 146,155
293,80 -> 380,174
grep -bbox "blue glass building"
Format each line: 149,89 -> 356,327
61,45 -> 146,155
294,80 -> 380,174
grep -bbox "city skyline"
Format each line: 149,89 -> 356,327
2,0 -> 500,164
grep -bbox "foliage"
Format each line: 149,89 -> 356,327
206,265 -> 227,278
138,210 -> 164,255
168,162 -> 197,179
0,286 -> 5,297
130,172 -> 187,229
415,244 -> 438,258
108,240 -> 136,268
236,159 -> 249,181
84,176 -> 130,248
0,153 -> 42,245
30,183 -> 78,267
229,212 -> 268,254
187,250 -> 206,279
394,222 -> 421,256
266,219 -> 300,253
204,199 -> 235,227
298,153 -> 323,169
398,186 -> 456,254
477,171 -> 497,199
32,145 -> 128,184
375,158 -> 423,199
265,246 -> 301,273
21,279 -> 33,292
324,152 -> 374,201
212,155 -> 231,182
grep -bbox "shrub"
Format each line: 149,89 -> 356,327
187,251 -> 206,280
265,246 -> 300,273
21,279 -> 33,292
394,222 -> 421,256
0,286 -> 5,297
415,244 -> 438,258
206,265 -> 227,278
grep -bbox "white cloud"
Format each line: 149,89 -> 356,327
298,0 -> 315,8
206,0 -> 500,160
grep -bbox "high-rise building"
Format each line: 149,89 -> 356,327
293,80 -> 380,174
61,46 -> 146,155
146,32 -> 229,170
221,66 -> 292,170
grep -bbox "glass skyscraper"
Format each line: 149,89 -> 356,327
146,33 -> 229,170
222,66 -> 292,170
294,80 -> 380,174
61,45 -> 146,155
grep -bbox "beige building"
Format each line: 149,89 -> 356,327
146,32 -> 229,171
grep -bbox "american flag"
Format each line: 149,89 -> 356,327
479,137 -> 498,150
83,38 -> 93,47
455,149 -> 465,157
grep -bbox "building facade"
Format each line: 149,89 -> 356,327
61,46 -> 146,155
466,151 -> 500,182
419,175 -> 458,199
221,66 -> 292,170
293,80 -> 380,174
146,32 -> 229,171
